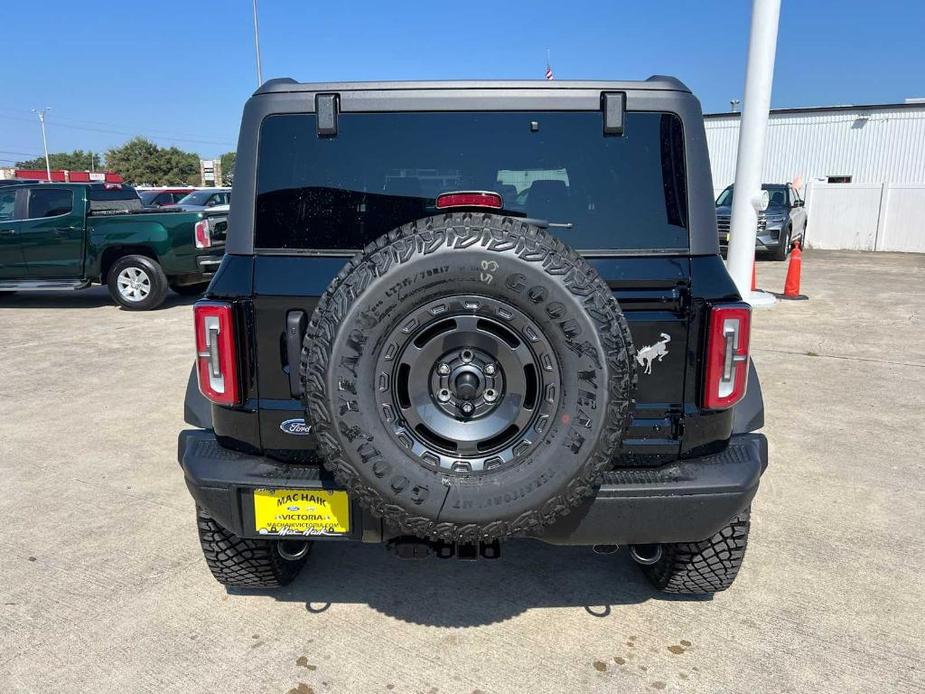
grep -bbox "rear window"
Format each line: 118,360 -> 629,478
28,188 -> 74,218
88,184 -> 142,213
89,184 -> 139,201
255,111 -> 688,252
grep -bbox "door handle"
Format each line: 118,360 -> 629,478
0,228 -> 15,236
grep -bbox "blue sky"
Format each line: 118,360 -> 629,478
1,1 -> 922,163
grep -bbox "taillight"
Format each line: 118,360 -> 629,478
436,191 -> 503,210
194,302 -> 239,405
194,219 -> 211,249
703,304 -> 751,410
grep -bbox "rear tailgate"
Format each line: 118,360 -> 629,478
246,253 -> 692,467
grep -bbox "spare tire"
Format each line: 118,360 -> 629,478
301,213 -> 636,542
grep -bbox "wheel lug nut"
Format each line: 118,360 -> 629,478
437,363 -> 451,375
460,402 -> 474,415
437,389 -> 451,403
484,363 -> 496,376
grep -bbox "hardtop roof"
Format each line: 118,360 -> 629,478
253,75 -> 690,96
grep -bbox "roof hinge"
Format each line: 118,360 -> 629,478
315,93 -> 339,137
601,91 -> 626,136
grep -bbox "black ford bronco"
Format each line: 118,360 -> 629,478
179,77 -> 767,594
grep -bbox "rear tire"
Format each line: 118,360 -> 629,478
641,508 -> 751,594
196,506 -> 309,587
107,254 -> 168,310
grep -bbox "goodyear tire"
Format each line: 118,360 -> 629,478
301,213 -> 636,542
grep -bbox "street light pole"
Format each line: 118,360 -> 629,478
252,0 -> 263,87
33,107 -> 52,181
726,0 -> 782,305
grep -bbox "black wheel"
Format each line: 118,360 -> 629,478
773,226 -> 792,261
196,506 -> 309,587
301,213 -> 637,543
171,282 -> 210,297
641,508 -> 751,594
107,254 -> 168,310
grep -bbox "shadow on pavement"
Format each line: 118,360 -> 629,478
0,286 -> 199,310
231,540 -> 708,627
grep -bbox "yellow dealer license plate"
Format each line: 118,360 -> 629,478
253,488 -> 350,536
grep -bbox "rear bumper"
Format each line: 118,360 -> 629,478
719,229 -> 783,252
196,255 -> 223,275
178,430 -> 767,545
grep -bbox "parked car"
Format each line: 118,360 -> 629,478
169,188 -> 231,211
715,183 -> 807,260
179,76 -> 767,595
139,188 -> 195,208
0,182 -> 225,309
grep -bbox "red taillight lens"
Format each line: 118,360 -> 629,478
435,191 -> 503,210
194,301 -> 239,405
703,304 -> 751,410
194,219 -> 211,249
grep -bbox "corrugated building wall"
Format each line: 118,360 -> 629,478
705,103 -> 925,194
704,103 -> 925,253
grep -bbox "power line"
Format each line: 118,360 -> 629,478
0,149 -> 44,157
0,106 -> 236,142
0,112 -> 235,148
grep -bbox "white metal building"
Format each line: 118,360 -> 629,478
704,101 -> 925,252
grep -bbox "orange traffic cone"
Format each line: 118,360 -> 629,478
781,240 -> 808,300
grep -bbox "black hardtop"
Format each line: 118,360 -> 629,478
253,75 -> 691,95
226,74 -> 718,257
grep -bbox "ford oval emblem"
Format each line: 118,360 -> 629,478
280,418 -> 312,436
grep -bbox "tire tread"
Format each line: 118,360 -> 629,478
642,508 -> 751,594
196,506 -> 307,587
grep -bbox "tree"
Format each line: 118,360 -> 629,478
219,151 -> 236,185
16,150 -> 101,171
104,137 -> 201,186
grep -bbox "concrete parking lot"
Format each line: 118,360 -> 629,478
1,250 -> 922,694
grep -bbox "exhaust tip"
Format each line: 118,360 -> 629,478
592,544 -> 620,555
629,544 -> 662,565
277,540 -> 312,562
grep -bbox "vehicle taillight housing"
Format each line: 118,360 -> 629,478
194,302 -> 239,405
194,219 -> 211,249
703,304 -> 751,410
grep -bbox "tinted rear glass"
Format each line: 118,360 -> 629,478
28,188 -> 74,218
89,185 -> 139,201
255,111 -> 688,252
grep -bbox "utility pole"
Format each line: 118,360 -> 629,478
726,0 -> 782,305
252,0 -> 263,87
32,107 -> 52,181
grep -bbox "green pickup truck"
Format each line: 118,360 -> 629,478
0,182 -> 225,310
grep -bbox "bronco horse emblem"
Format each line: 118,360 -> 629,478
636,332 -> 671,375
